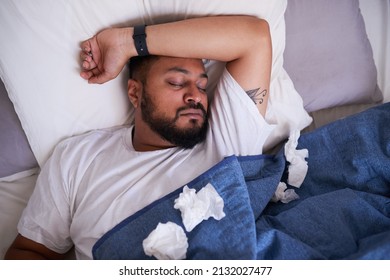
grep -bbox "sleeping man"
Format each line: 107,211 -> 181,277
5,15 -> 275,259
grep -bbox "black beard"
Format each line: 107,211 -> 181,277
140,90 -> 209,149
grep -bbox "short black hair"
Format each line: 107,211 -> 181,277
128,55 -> 160,82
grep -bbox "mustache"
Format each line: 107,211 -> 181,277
176,102 -> 207,119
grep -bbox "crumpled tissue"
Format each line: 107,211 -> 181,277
285,129 -> 309,188
271,182 -> 300,203
143,222 -> 188,260
174,183 -> 225,232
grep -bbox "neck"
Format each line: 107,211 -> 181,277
132,121 -> 175,152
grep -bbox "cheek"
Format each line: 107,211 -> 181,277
147,92 -> 182,119
203,98 -> 209,111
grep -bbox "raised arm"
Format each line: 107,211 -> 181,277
80,16 -> 272,115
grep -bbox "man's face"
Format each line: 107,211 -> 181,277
140,57 -> 209,149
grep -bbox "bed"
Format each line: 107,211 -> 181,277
0,0 -> 389,260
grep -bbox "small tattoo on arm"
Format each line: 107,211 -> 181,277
246,88 -> 268,105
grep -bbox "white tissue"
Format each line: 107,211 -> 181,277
142,222 -> 188,260
174,184 -> 225,232
271,182 -> 300,203
285,130 -> 309,188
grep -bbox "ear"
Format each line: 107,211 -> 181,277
127,79 -> 142,108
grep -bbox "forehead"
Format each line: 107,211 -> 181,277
149,57 -> 207,78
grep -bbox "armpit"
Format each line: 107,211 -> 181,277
246,88 -> 267,105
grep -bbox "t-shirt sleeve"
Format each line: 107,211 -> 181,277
209,68 -> 275,156
17,141 -> 74,254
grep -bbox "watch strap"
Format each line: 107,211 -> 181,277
133,25 -> 149,56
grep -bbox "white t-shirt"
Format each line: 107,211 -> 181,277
18,69 -> 274,259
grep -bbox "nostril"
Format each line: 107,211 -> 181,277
185,95 -> 201,104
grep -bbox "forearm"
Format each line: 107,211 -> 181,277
121,15 -> 271,116
81,14 -> 272,114
124,16 -> 269,62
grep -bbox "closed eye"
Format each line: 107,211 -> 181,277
167,81 -> 206,93
197,86 -> 206,93
168,82 -> 184,89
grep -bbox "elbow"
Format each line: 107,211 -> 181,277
240,17 -> 272,60
237,16 -> 271,53
250,17 -> 271,45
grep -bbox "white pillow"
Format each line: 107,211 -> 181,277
0,0 -> 311,166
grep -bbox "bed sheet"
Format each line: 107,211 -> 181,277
0,172 -> 38,259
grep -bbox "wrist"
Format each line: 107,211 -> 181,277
122,27 -> 138,59
132,25 -> 150,56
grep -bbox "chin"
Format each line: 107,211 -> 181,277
178,118 -> 204,129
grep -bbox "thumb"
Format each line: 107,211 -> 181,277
88,71 -> 117,84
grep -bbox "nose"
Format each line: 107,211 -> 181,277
184,84 -> 202,105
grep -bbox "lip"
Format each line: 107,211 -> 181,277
178,109 -> 205,120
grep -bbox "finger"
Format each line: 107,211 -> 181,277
80,67 -> 101,81
88,71 -> 117,85
81,59 -> 97,70
88,74 -> 108,84
80,47 -> 99,71
80,39 -> 92,53
81,36 -> 101,61
80,52 -> 93,62
80,70 -> 93,80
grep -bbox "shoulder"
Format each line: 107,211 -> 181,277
52,125 -> 129,160
60,125 -> 127,147
39,125 -> 131,186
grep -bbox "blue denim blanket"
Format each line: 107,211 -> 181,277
93,103 -> 390,260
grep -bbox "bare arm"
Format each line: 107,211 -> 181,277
5,234 -> 66,260
80,16 -> 272,115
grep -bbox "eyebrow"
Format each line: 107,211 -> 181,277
166,67 -> 208,79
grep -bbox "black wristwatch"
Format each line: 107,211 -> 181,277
133,25 -> 150,56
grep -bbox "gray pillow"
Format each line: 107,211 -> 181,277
0,79 -> 38,178
283,0 -> 382,112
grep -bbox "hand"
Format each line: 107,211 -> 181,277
80,27 -> 134,84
